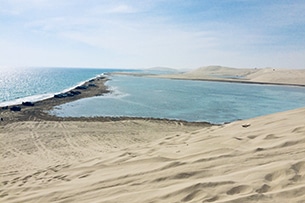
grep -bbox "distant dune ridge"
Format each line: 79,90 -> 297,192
146,67 -> 180,72
156,65 -> 305,86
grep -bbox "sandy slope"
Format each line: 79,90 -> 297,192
156,66 -> 305,86
1,107 -> 305,203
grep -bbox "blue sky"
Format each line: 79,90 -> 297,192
1,0 -> 304,69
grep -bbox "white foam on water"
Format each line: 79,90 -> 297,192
0,73 -> 108,107
0,93 -> 54,107
103,86 -> 130,99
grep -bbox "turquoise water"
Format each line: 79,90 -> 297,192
0,67 -> 131,106
1,67 -> 305,124
50,75 -> 305,124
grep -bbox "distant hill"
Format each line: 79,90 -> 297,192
146,67 -> 180,72
186,65 -> 256,76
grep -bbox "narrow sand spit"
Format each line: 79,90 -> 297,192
1,107 -> 305,203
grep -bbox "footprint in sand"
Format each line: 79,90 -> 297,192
264,134 -> 279,140
226,185 -> 252,195
255,184 -> 271,193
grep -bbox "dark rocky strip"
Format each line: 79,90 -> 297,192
0,76 -> 110,124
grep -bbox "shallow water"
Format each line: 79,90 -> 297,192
50,75 -> 305,124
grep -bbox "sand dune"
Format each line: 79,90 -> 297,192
1,107 -> 305,202
246,68 -> 305,85
156,66 -> 305,86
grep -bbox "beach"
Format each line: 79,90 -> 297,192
1,67 -> 305,203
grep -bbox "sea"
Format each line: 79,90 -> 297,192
0,67 -> 131,106
1,67 -> 305,124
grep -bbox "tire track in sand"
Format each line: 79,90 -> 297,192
59,122 -> 81,149
30,129 -> 60,161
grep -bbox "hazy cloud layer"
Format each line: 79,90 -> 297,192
1,0 -> 304,69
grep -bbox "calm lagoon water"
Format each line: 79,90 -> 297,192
50,75 -> 305,124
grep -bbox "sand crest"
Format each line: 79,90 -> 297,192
1,107 -> 305,202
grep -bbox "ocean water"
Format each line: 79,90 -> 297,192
0,67 -> 131,106
50,75 -> 305,124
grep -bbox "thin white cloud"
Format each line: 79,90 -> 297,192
107,4 -> 137,14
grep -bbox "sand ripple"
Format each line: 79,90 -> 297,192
1,108 -> 305,202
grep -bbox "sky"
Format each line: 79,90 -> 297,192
0,0 -> 305,70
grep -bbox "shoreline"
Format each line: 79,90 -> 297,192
155,66 -> 305,87
0,75 -> 211,127
111,71 -> 305,87
0,76 -> 110,124
1,68 -> 305,125
160,76 -> 305,87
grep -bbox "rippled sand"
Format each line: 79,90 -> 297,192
1,107 -> 305,202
